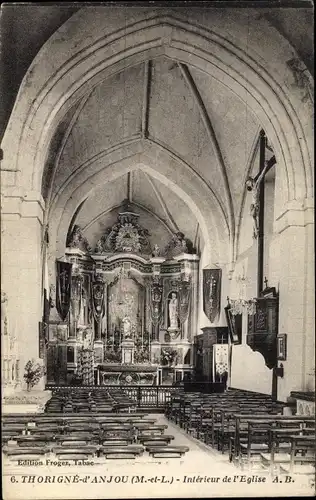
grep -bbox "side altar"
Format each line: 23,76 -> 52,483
46,202 -> 199,386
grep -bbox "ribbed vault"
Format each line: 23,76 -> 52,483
1,7 -> 313,269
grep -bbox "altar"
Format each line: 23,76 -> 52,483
97,363 -> 158,385
46,202 -> 199,386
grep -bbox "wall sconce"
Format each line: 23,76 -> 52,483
275,363 -> 284,378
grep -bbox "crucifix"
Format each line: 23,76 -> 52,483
245,130 -> 276,295
246,154 -> 276,240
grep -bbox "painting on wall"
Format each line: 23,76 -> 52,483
277,334 -> 287,361
224,305 -> 242,344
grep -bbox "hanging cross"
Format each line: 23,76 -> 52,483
246,155 -> 276,239
264,277 -> 268,289
220,334 -> 224,344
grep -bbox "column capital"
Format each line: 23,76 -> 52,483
275,197 -> 314,234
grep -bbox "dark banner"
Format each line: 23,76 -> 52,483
178,280 -> 191,324
92,280 -> 105,323
56,261 -> 72,321
203,269 -> 222,323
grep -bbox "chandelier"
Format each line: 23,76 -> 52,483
229,297 -> 257,316
228,270 -> 257,316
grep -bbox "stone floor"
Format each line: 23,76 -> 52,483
3,415 -> 314,499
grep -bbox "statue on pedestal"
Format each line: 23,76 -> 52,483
168,292 -> 178,330
122,316 -> 132,340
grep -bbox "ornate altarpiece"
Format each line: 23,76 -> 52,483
47,205 -> 199,386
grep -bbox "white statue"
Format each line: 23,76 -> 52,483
122,316 -> 132,339
168,292 -> 178,330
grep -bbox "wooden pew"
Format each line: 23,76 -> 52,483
261,430 -> 315,476
99,445 -> 144,459
138,434 -> 174,446
232,415 -> 315,470
146,445 -> 189,458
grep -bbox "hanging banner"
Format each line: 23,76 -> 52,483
56,261 -> 72,321
71,274 -> 83,323
213,344 -> 229,381
92,280 -> 105,323
178,280 -> 191,324
203,269 -> 222,323
150,280 -> 163,326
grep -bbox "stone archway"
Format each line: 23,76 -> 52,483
1,8 -> 313,390
1,10 -> 313,202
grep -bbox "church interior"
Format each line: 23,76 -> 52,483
1,2 -> 314,492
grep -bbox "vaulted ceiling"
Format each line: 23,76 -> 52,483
42,55 -> 261,255
2,4 -> 312,263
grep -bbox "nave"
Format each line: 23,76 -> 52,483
1,4 -> 314,499
2,387 -> 315,499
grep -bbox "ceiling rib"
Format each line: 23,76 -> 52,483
178,62 -> 235,247
141,60 -> 152,139
142,171 -> 179,234
127,171 -> 133,202
193,222 -> 200,250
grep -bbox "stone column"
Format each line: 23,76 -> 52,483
1,188 -> 45,391
273,198 -> 314,401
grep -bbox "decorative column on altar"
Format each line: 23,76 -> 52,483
149,251 -> 165,364
172,253 -> 200,381
91,274 -> 105,364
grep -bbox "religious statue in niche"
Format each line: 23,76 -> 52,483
122,315 -> 132,340
67,225 -> 91,253
168,292 -> 179,331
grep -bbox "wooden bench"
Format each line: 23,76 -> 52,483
52,446 -> 97,458
102,439 -> 134,446
146,446 -> 189,458
15,434 -> 56,445
3,446 -> 49,460
100,445 -> 144,459
134,424 -> 168,435
137,434 -> 174,445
